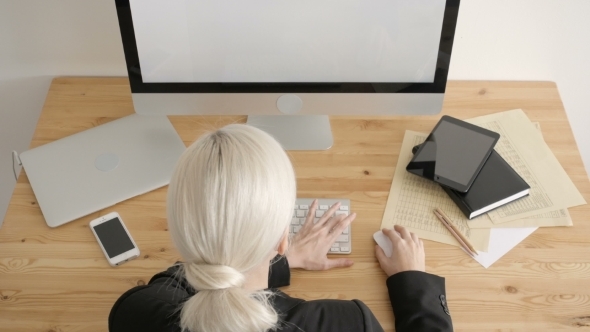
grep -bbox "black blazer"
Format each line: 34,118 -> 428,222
109,257 -> 453,331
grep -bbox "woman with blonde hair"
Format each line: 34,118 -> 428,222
109,124 -> 453,332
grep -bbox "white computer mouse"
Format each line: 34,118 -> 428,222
373,230 -> 393,258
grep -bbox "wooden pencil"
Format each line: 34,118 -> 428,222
433,209 -> 478,256
435,208 -> 478,254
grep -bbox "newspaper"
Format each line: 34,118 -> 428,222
467,120 -> 573,229
465,109 -> 586,224
468,208 -> 572,229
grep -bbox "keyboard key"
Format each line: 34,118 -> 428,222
300,205 -> 309,210
319,205 -> 329,210
340,247 -> 350,252
299,218 -> 306,224
296,210 -> 305,218
316,210 -> 325,218
294,226 -> 302,233
332,242 -> 340,248
330,248 -> 340,252
294,205 -> 299,210
337,235 -> 349,243
343,226 -> 349,235
335,211 -> 348,216
339,206 -> 349,211
291,218 -> 299,225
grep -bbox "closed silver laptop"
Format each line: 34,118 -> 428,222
20,114 -> 186,228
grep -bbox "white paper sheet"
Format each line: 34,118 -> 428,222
469,227 -> 538,268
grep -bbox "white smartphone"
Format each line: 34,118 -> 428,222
89,212 -> 140,267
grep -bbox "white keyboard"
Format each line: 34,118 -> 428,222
292,198 -> 351,254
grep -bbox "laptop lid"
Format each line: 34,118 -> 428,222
20,114 -> 186,227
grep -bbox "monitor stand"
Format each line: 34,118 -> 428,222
246,115 -> 333,150
247,94 -> 333,150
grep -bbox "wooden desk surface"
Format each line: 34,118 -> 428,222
1,78 -> 589,331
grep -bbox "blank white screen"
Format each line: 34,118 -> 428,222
130,0 -> 445,83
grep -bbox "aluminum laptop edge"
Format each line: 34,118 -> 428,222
20,114 -> 186,227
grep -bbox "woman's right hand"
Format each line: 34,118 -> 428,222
375,225 -> 425,277
286,199 -> 356,271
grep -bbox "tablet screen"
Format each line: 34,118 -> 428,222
433,121 -> 497,186
406,116 -> 500,192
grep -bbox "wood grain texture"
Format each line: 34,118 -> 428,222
1,78 -> 589,331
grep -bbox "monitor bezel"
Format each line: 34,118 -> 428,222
115,0 -> 460,94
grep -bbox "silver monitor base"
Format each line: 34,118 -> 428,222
246,115 -> 333,150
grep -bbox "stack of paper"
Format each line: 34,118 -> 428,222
380,109 -> 586,268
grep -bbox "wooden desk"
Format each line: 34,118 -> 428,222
1,78 -> 589,331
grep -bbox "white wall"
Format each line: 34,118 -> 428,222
450,0 -> 590,168
0,0 -> 126,225
1,0 -> 589,224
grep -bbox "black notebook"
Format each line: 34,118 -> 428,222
411,145 -> 530,219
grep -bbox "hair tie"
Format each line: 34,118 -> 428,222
184,263 -> 245,291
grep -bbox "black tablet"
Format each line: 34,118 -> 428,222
406,116 -> 500,192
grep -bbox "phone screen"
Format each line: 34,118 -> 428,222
93,217 -> 136,258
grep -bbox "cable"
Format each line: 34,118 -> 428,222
12,151 -> 21,181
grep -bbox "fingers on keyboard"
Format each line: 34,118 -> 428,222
293,199 -> 352,254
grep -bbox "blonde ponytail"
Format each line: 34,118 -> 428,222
167,124 -> 296,332
180,263 -> 278,332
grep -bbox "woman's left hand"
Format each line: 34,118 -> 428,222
286,199 -> 356,270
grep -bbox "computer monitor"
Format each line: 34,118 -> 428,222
114,0 -> 460,150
